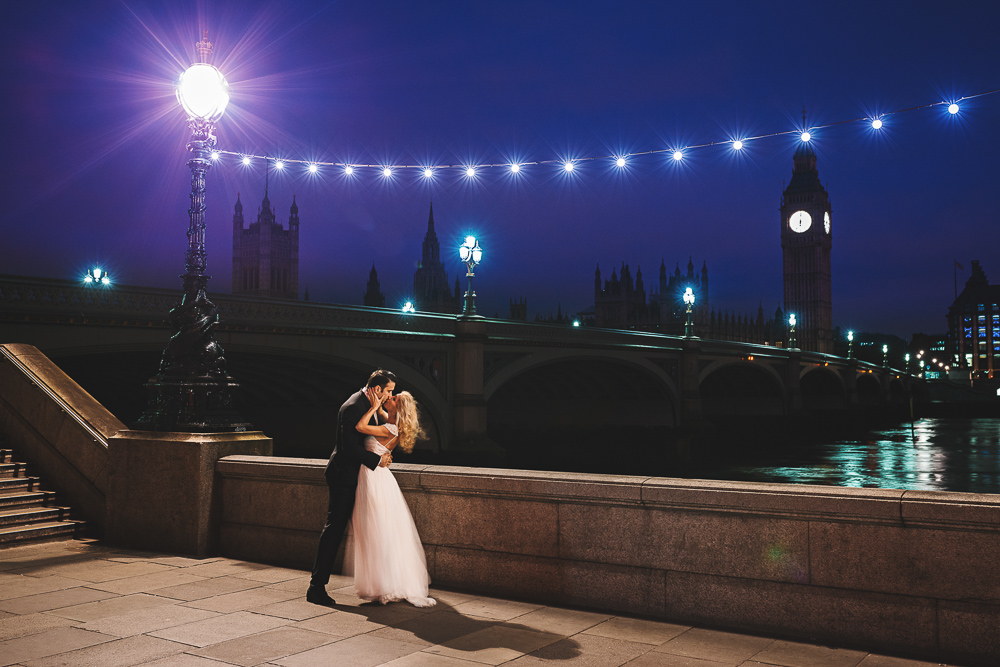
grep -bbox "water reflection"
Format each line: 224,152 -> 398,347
707,417 -> 1000,494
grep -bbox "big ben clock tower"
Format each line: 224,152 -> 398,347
780,139 -> 833,353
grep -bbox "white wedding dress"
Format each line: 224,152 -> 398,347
352,425 -> 436,607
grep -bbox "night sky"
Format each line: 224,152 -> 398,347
2,1 -> 998,339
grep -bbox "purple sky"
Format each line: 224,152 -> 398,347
2,1 -> 998,338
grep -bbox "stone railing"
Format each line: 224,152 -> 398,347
217,455 -> 1000,665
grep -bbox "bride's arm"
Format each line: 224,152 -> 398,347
356,388 -> 393,438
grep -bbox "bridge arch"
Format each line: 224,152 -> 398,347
857,373 -> 884,406
699,360 -> 786,417
800,366 -> 847,411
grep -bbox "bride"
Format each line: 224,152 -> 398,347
352,387 -> 436,607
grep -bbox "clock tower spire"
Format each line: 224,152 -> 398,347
780,138 -> 833,353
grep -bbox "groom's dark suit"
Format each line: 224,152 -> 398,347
310,388 -> 383,588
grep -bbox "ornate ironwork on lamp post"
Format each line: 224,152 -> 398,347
683,287 -> 695,337
135,33 -> 250,432
788,313 -> 797,349
459,235 -> 483,317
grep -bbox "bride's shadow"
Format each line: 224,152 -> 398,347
329,588 -> 583,661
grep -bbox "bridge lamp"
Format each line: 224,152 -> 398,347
847,330 -> 854,359
135,32 -> 249,433
788,313 -> 797,349
883,343 -> 889,367
905,352 -> 911,373
459,235 -> 483,317
683,287 -> 696,337
83,267 -> 111,286
402,301 -> 416,314
573,320 -> 580,327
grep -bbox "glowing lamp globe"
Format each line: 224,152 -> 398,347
683,287 -> 695,306
177,63 -> 230,121
460,236 -> 482,264
789,314 -> 796,327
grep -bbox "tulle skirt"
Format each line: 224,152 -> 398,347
352,465 -> 436,607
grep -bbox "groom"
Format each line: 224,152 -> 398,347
307,368 -> 396,605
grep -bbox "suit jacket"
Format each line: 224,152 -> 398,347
325,388 -> 383,484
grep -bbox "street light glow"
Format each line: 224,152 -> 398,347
615,156 -> 626,167
800,131 -> 811,142
672,150 -> 684,161
176,63 -> 230,121
871,118 -> 883,130
308,164 -> 318,173
510,163 -> 521,173
732,140 -> 744,151
948,103 -> 960,114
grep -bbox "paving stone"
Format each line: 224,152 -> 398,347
0,586 -> 116,615
20,634 -> 187,667
855,655 -> 951,667
272,633 -> 421,667
511,607 -> 612,637
182,585 -> 299,613
450,598 -> 543,621
383,652 -> 484,666
232,567 -> 307,584
149,610 -> 293,648
0,612 -> 77,641
84,570 -> 208,596
76,604 -> 220,637
5,558 -> 119,578
0,627 -> 115,667
0,610 -> 13,620
190,626 -> 335,666
507,632 -> 653,666
370,610 -> 499,647
584,616 -> 691,645
425,589 -> 482,607
748,639 -> 867,667
654,628 -> 775,663
15,561 -> 173,584
625,653 -> 730,666
177,560 -> 271,578
0,576 -> 91,602
292,610 -> 388,638
424,625 -> 563,665
268,574 -> 352,593
47,593 -> 178,622
252,598 -> 338,621
142,655 -> 236,667
152,576 -> 266,602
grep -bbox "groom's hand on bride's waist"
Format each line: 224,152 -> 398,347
379,452 -> 392,467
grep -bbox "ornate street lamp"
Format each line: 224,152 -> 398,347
135,32 -> 249,432
883,343 -> 889,367
459,235 -> 483,317
788,313 -> 797,349
83,267 -> 111,286
683,287 -> 695,337
905,353 -> 910,374
847,330 -> 854,359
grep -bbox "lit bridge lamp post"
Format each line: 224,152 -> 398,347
788,313 -> 797,349
683,287 -> 695,337
847,330 -> 854,359
459,235 -> 483,318
883,343 -> 889,367
136,33 -> 250,432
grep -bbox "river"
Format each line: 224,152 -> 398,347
695,416 -> 1000,494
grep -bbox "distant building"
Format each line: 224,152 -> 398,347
947,260 -> 1000,379
412,202 -> 462,314
509,297 -> 527,321
363,264 -> 386,307
232,191 -> 299,299
593,257 -> 785,344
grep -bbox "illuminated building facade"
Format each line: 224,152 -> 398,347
947,260 -> 1000,379
232,191 -> 299,299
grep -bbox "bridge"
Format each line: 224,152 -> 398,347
0,274 -> 917,457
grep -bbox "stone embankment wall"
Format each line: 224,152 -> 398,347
218,455 -> 1000,664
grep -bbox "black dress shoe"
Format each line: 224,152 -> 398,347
306,585 -> 335,606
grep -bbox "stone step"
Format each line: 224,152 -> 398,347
0,449 -> 12,463
0,461 -> 28,479
0,506 -> 73,528
0,476 -> 40,493
0,489 -> 59,510
0,521 -> 86,546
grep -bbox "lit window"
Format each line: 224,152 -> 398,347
979,315 -> 987,324
980,327 -> 987,337
980,304 -> 986,312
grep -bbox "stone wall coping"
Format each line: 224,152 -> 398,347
215,455 -> 1000,530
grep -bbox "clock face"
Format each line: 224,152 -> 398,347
824,211 -> 831,234
789,210 -> 812,233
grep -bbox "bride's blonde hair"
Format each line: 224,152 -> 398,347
393,391 -> 426,454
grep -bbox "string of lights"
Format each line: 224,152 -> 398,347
209,87 -> 1000,179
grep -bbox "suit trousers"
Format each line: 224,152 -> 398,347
310,473 -> 357,588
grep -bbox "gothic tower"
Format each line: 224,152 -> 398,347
232,187 -> 299,300
363,263 -> 385,307
780,139 -> 832,352
413,202 -> 459,313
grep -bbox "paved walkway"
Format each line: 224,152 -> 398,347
0,540 -> 946,667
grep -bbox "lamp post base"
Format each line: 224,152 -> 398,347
134,376 -> 252,433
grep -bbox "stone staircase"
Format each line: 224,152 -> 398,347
0,445 -> 87,547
